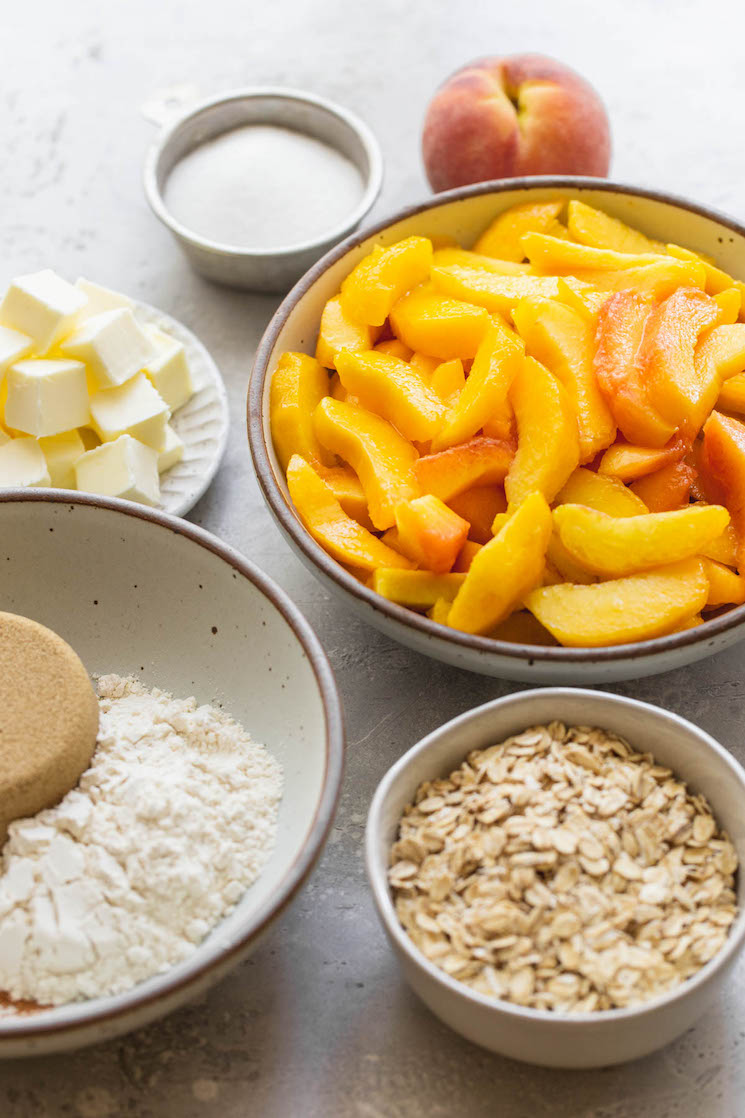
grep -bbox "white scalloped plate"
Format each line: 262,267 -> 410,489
133,300 -> 229,517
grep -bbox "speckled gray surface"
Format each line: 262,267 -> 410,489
4,0 -> 745,1113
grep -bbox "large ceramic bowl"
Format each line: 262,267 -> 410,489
249,176 -> 745,683
365,688 -> 745,1068
0,492 -> 344,1057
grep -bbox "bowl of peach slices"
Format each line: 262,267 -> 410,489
249,178 -> 745,682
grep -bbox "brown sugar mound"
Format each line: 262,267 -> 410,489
0,612 -> 98,844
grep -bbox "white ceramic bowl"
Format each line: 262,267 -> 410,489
0,492 -> 344,1058
249,176 -> 745,683
365,688 -> 745,1068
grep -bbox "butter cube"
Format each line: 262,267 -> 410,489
89,373 -> 170,451
142,325 -> 195,411
61,309 -> 156,390
0,325 -> 32,377
74,278 -> 135,323
39,429 -> 86,489
5,359 -> 90,437
0,427 -> 10,446
0,271 -> 86,354
75,435 -> 160,506
0,438 -> 51,486
157,424 -> 185,473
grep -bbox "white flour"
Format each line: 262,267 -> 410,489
0,675 -> 282,1006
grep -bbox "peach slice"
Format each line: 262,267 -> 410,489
452,539 -> 483,572
698,323 -> 745,389
447,484 -> 507,543
335,349 -> 444,443
316,464 -> 374,530
415,436 -> 514,502
428,597 -> 454,625
287,455 -> 413,572
512,296 -> 615,462
701,524 -> 739,568
717,373 -> 745,415
340,236 -> 433,327
583,259 -> 706,299
270,351 -> 334,472
553,503 -> 729,577
525,559 -> 709,646
505,357 -> 580,506
700,411 -> 745,569
629,460 -> 695,513
566,200 -> 663,254
448,491 -> 552,634
598,438 -> 688,482
489,609 -> 558,645
410,351 -> 440,378
546,533 -> 596,584
430,358 -> 466,403
389,283 -> 491,360
474,199 -> 565,261
701,558 -> 745,607
394,494 -> 469,574
593,290 -> 675,448
372,568 -> 465,608
431,247 -> 532,274
313,396 -> 419,530
521,232 -> 663,273
640,287 -> 721,434
315,296 -> 379,370
666,244 -> 736,295
556,467 -> 648,517
431,316 -> 524,451
713,289 -> 742,324
430,265 -> 588,316
374,338 -> 413,361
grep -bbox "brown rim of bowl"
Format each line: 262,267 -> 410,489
248,174 -> 745,664
0,488 -> 345,1040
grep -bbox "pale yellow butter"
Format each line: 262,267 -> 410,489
75,434 -> 160,506
0,325 -> 32,378
0,437 -> 51,486
39,429 -> 86,489
61,308 -> 156,390
157,424 -> 185,473
0,270 -> 86,354
74,278 -> 135,323
89,372 -> 170,451
5,359 -> 90,437
142,325 -> 195,411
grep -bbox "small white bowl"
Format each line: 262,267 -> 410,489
0,492 -> 344,1057
365,688 -> 745,1068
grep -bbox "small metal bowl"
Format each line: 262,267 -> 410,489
144,87 -> 383,292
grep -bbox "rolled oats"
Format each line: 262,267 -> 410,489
389,723 -> 738,1013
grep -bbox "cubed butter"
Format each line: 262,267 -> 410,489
157,423 -> 185,473
75,435 -> 160,506
142,324 -> 195,411
39,429 -> 86,489
0,438 -> 51,486
0,270 -> 86,353
78,426 -> 101,451
0,325 -> 32,377
89,372 -> 170,451
5,359 -> 90,437
0,427 -> 10,447
61,308 -> 156,390
74,277 -> 135,322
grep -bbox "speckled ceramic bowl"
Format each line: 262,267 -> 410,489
365,688 -> 745,1068
0,492 -> 344,1058
249,176 -> 745,683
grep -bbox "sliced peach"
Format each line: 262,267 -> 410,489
522,232 -> 663,273
389,283 -> 491,360
452,539 -> 483,572
286,455 -> 413,571
431,316 -> 524,451
340,236 -> 433,326
718,373 -> 745,415
415,436 -> 513,502
335,349 -> 444,443
556,467 -> 648,517
489,610 -> 558,645
700,411 -> 745,569
598,438 -> 687,482
639,287 -> 721,434
316,464 -> 374,530
525,559 -> 709,647
474,199 -> 565,262
431,247 -> 531,274
430,265 -> 587,316
701,557 -> 745,607
447,485 -> 507,543
270,351 -> 333,471
566,200 -> 663,254
315,296 -> 379,369
554,277 -> 608,323
505,357 -> 580,506
593,291 -> 675,448
713,288 -> 742,324
701,523 -> 739,568
428,597 -> 453,625
430,358 -> 465,403
630,460 -> 695,512
374,338 -> 413,361
313,396 -> 419,530
546,533 -> 596,584
448,491 -> 552,634
410,351 -> 440,378
372,568 -> 464,608
584,259 -> 706,299
666,244 -> 736,295
698,323 -> 745,390
553,503 -> 729,577
394,494 -> 469,574
512,296 -> 615,462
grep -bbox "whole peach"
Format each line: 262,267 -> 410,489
422,54 -> 611,192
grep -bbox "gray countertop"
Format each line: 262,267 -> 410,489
4,0 -> 745,1113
